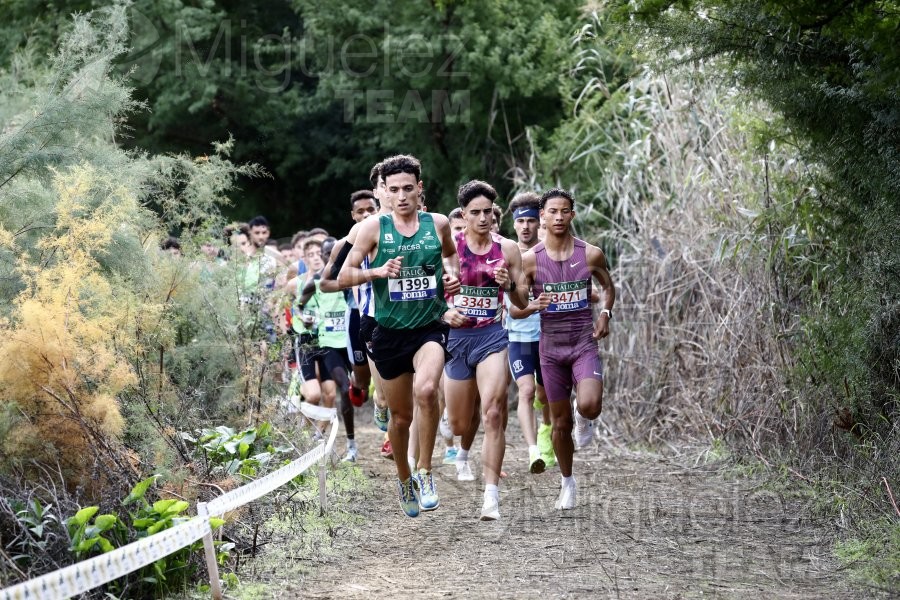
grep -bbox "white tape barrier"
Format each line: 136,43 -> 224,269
299,401 -> 337,422
205,403 -> 338,516
0,402 -> 339,600
0,517 -> 210,600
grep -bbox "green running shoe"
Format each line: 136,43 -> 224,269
537,423 -> 557,468
374,403 -> 390,432
413,469 -> 440,511
397,477 -> 419,517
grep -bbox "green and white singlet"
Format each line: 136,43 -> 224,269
292,275 -> 349,349
371,212 -> 445,330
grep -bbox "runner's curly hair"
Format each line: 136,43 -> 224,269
457,179 -> 497,208
539,187 -> 574,209
380,154 -> 421,181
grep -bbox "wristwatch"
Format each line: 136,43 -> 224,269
599,308 -> 612,319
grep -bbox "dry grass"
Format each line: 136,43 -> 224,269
568,68 -> 808,455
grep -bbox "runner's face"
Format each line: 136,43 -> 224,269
293,239 -> 306,260
491,210 -> 500,234
384,173 -> 421,216
249,225 -> 269,248
374,177 -> 392,212
450,218 -> 466,235
541,197 -> 574,235
234,233 -> 254,257
305,246 -> 324,271
351,198 -> 378,222
464,196 -> 493,235
514,216 -> 538,244
201,242 -> 219,258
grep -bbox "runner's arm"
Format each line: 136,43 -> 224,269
588,245 -> 615,339
297,275 -> 318,309
500,238 -> 529,310
434,213 -> 461,296
512,249 -> 550,319
318,238 -> 346,292
283,276 -> 299,297
337,218 -> 397,287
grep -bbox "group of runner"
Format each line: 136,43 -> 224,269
212,153 -> 616,520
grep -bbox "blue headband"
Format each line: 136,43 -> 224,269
513,207 -> 539,220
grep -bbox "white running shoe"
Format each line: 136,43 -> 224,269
555,477 -> 577,510
439,408 -> 453,440
456,460 -> 475,481
574,410 -> 595,450
480,495 -> 500,521
341,445 -> 358,463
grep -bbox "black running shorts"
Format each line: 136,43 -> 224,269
370,321 -> 450,380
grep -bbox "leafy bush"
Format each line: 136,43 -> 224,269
183,422 -> 294,477
64,475 -> 230,597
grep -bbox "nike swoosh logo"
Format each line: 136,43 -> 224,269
486,258 -> 502,264
593,371 -> 602,376
570,261 -> 581,268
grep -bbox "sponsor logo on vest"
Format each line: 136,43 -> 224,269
400,290 -> 430,300
384,232 -> 394,243
399,243 -> 421,251
459,285 -> 498,298
544,279 -> 589,293
554,301 -> 583,311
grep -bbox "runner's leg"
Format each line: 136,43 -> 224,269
476,349 -> 510,486
382,372 -> 415,481
548,398 -> 575,478
516,373 -> 538,446
411,341 -> 446,472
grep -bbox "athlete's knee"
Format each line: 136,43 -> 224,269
414,378 -> 439,403
552,412 -> 574,433
517,382 -> 535,404
390,411 -> 413,431
482,403 -> 504,432
448,411 -> 468,436
577,387 -> 604,418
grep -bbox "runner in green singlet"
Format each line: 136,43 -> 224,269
338,154 -> 461,518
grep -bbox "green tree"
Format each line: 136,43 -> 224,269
1,1 -> 584,233
294,0 -> 581,212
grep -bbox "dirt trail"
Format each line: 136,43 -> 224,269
275,416 -> 871,599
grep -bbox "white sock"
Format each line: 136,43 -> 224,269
528,444 -> 539,455
484,484 -> 499,501
561,475 -> 575,488
456,449 -> 469,463
348,439 -> 357,450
